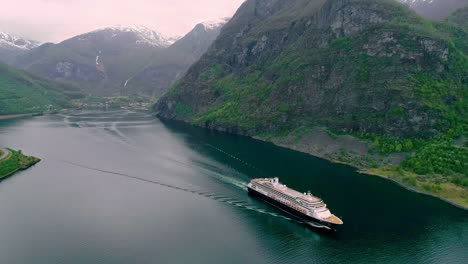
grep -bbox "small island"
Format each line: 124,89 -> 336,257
0,149 -> 41,181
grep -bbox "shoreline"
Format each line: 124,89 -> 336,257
0,149 -> 41,181
0,159 -> 41,181
256,136 -> 468,210
359,169 -> 468,210
158,117 -> 467,210
0,113 -> 36,120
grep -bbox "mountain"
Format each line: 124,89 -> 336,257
122,18 -> 229,98
396,0 -> 468,20
445,4 -> 468,29
13,26 -> 171,96
155,0 -> 467,205
0,61 -> 79,115
439,5 -> 468,54
0,32 -> 41,64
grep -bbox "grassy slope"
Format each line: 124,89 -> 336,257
0,61 -> 78,115
0,149 -> 40,180
157,0 -> 467,207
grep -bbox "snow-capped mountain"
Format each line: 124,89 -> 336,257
9,19 -> 228,97
0,32 -> 40,50
0,32 -> 41,63
14,25 -> 172,95
88,25 -> 173,48
200,18 -> 230,31
397,0 -> 467,19
124,18 -> 230,98
398,0 -> 435,7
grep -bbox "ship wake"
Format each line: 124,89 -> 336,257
61,160 -> 302,224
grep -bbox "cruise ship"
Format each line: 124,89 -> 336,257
247,178 -> 343,229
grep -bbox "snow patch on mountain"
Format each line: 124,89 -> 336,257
0,32 -> 41,50
397,0 -> 436,7
93,25 -> 173,47
200,18 -> 230,30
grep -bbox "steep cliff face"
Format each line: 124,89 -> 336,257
123,19 -> 229,98
156,0 -> 466,139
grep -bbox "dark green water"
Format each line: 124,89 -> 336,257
0,111 -> 466,264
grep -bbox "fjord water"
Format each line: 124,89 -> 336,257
0,111 -> 466,264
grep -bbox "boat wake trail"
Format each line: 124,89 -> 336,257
61,160 -> 301,223
61,113 -> 249,189
205,144 -> 267,177
62,114 -> 251,192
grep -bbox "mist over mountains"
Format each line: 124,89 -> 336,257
396,0 -> 468,19
12,26 -> 173,96
123,18 -> 230,98
1,0 -> 465,99
4,21 -> 227,97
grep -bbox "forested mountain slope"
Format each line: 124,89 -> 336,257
0,61 -> 77,115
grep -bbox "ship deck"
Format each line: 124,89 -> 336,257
253,179 -> 322,202
323,215 -> 343,225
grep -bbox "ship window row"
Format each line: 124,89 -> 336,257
254,184 -> 307,205
254,183 -> 322,206
297,199 -> 324,205
269,190 -> 307,208
256,184 -> 311,210
256,184 -> 296,202
255,185 -> 323,209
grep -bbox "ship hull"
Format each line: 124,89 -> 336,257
248,187 -> 339,230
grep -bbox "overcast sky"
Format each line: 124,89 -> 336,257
0,0 -> 245,43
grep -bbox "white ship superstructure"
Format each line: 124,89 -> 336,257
247,178 -> 343,229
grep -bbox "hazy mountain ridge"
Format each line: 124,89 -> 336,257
89,25 -> 174,48
0,32 -> 41,63
396,0 -> 468,19
0,32 -> 41,50
123,18 -> 229,98
8,22 -> 227,97
12,26 -> 170,95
